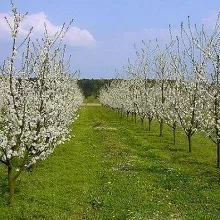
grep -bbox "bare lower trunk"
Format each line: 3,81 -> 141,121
117,109 -> 120,116
217,140 -> 220,168
187,133 -> 192,153
29,163 -> 36,172
131,113 -> 134,122
141,118 -> 144,126
148,118 -> 152,131
173,127 -> 176,145
8,166 -> 15,207
134,113 -> 137,123
159,119 -> 163,137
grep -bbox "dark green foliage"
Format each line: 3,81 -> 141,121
78,78 -> 113,98
77,78 -> 157,99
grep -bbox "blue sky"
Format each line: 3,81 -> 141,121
0,0 -> 220,78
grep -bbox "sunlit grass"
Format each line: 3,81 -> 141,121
83,95 -> 100,103
0,106 -> 220,219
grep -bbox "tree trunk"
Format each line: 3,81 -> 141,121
173,127 -> 176,145
217,140 -> 220,168
159,119 -> 163,137
141,118 -> 144,126
131,113 -> 134,122
187,133 -> 192,153
148,118 -> 152,131
126,112 -> 129,119
134,113 -> 137,123
8,166 -> 15,207
29,163 -> 36,172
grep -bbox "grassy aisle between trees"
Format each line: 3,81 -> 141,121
1,106 -> 220,219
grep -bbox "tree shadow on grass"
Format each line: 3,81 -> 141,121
0,176 -> 8,205
199,169 -> 220,185
164,145 -> 186,152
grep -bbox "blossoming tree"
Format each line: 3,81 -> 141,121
0,5 -> 83,205
194,13 -> 220,167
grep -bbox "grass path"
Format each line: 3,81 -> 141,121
1,106 -> 220,219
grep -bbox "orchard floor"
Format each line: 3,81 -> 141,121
1,106 -> 220,219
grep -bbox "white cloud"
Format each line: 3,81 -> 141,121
0,11 -> 95,47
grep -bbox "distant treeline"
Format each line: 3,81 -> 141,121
78,79 -> 113,98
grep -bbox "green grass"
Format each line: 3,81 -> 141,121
83,95 -> 100,104
1,106 -> 220,219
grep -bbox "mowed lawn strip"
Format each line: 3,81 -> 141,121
86,107 -> 220,219
0,106 -> 220,219
0,106 -> 106,219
